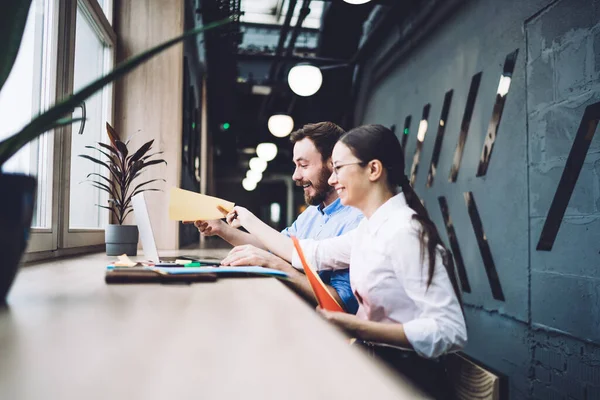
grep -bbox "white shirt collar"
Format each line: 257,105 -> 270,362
366,192 -> 409,234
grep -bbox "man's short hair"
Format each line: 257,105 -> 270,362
290,122 -> 345,161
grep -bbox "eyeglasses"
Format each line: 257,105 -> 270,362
332,162 -> 364,178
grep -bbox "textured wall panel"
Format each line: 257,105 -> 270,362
360,0 -> 531,321
526,0 -> 600,340
355,0 -> 600,395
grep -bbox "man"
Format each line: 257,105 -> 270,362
194,122 -> 363,313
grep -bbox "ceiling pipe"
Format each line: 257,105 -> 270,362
268,0 -> 298,82
260,0 -> 312,121
348,3 -> 403,65
372,0 -> 464,84
266,0 -> 312,117
348,0 -> 463,125
275,0 -> 312,81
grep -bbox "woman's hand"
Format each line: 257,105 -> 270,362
318,308 -> 411,349
317,308 -> 362,337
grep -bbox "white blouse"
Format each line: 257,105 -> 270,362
291,193 -> 467,359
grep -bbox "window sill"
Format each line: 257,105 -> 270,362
22,244 -> 106,265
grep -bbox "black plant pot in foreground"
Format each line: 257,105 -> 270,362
0,173 -> 36,302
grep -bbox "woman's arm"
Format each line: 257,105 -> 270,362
393,227 -> 468,359
210,221 -> 267,249
318,309 -> 414,349
225,206 -> 357,272
225,206 -> 295,262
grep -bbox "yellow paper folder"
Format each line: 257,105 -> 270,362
168,187 -> 235,221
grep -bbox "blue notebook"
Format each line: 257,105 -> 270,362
107,265 -> 288,278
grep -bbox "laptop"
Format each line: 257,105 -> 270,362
131,192 -> 221,266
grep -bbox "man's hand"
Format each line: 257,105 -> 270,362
183,219 -> 225,237
186,219 -> 226,236
221,245 -> 294,272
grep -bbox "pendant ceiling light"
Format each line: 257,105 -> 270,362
268,114 -> 294,138
242,178 -> 257,191
287,64 -> 323,97
246,169 -> 263,183
256,142 -> 278,162
249,157 -> 268,173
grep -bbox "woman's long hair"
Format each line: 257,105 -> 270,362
339,124 -> 462,303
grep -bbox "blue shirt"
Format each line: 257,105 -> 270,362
282,198 -> 363,313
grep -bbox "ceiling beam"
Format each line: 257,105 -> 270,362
237,52 -> 349,65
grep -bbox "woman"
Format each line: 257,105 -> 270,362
222,125 -> 466,398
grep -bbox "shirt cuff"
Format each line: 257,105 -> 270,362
291,246 -> 304,270
403,318 -> 447,359
291,238 -> 318,271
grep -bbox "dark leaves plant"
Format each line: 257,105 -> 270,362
80,122 -> 166,225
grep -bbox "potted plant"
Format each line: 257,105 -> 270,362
79,123 -> 166,256
0,2 -> 231,302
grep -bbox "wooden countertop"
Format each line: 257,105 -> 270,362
0,250 -> 426,399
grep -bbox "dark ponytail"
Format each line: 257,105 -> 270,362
340,125 -> 462,303
399,179 -> 458,292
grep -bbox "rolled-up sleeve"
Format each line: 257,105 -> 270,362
281,221 -> 297,238
394,228 -> 468,359
291,229 -> 356,272
328,269 -> 359,314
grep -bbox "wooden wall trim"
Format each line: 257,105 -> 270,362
114,0 -> 184,249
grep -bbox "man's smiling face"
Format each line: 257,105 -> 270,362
291,138 -> 334,206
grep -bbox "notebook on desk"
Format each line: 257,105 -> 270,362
132,192 -> 221,266
107,265 -> 288,278
126,192 -> 288,280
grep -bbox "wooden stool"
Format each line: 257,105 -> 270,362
446,353 -> 506,400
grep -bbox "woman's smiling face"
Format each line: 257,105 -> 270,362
328,142 -> 368,208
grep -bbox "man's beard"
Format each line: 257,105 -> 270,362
298,167 -> 334,206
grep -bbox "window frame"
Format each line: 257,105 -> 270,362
20,0 -> 116,257
25,0 -> 62,253
59,0 -> 116,249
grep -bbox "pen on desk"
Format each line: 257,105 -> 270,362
183,262 -> 221,267
183,262 -> 201,267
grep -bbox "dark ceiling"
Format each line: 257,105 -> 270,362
197,0 -> 387,179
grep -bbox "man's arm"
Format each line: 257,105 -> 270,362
221,245 -> 347,310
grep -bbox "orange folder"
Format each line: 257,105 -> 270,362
291,236 -> 344,312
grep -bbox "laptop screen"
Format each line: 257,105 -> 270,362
132,192 -> 160,263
